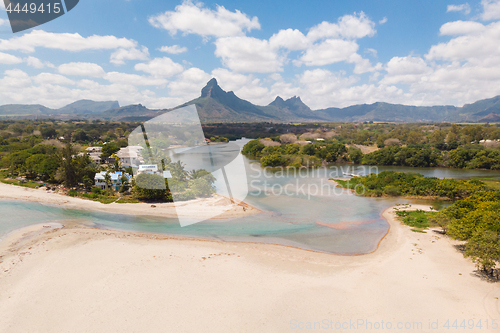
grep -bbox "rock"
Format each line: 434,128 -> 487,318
151,205 -> 156,208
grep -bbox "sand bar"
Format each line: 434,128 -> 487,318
0,204 -> 498,332
0,182 -> 260,220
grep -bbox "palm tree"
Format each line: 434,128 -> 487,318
170,161 -> 188,182
104,171 -> 112,190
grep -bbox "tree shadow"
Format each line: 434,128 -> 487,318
470,269 -> 500,283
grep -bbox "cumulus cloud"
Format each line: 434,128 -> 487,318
481,0 -> 500,20
159,45 -> 188,54
0,30 -> 137,53
134,57 -> 184,77
110,46 -> 149,65
0,51 -> 22,64
381,56 -> 432,84
25,56 -> 45,68
148,0 -> 260,38
447,3 -> 471,14
168,67 -> 211,99
33,73 -> 75,86
298,39 -> 359,66
215,36 -> 283,73
379,17 -> 388,24
439,20 -> 485,35
58,62 -> 106,77
427,21 -> 500,61
307,12 -> 376,41
269,29 -> 309,50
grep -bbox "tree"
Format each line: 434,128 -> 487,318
170,161 -> 188,181
104,171 -> 112,189
82,175 -> 93,191
41,127 -> 57,139
57,143 -> 78,187
348,147 -> 363,164
261,153 -> 287,167
120,174 -> 129,192
72,129 -> 89,142
465,230 -> 500,272
242,139 -> 265,157
101,143 -> 120,159
133,173 -> 170,201
56,143 -> 95,188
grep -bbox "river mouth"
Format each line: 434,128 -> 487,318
2,139 -> 500,254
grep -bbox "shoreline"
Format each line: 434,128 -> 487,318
0,205 -> 499,332
0,182 -> 261,220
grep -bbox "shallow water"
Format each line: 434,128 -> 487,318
1,140 -> 498,254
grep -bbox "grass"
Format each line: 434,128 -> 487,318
394,209 -> 438,233
470,176 -> 500,190
77,192 -> 120,204
116,194 -> 140,204
0,170 -> 41,189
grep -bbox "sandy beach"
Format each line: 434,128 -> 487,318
0,182 -> 260,220
0,204 -> 498,332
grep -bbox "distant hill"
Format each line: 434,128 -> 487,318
452,95 -> 500,121
316,103 -> 458,122
57,100 -> 120,115
478,112 -> 500,123
0,99 -> 119,118
0,104 -> 53,116
99,104 -> 163,122
2,79 -> 500,123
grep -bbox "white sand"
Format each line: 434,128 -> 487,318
0,182 -> 260,220
0,204 -> 498,332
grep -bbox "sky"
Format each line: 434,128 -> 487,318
0,0 -> 500,110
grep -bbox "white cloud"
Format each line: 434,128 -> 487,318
104,72 -> 168,86
159,45 -> 188,54
168,67 -> 211,99
348,53 -> 381,74
25,56 -> 46,68
33,73 -> 75,86
447,3 -> 471,14
134,57 -> 184,77
215,36 -> 283,73
481,0 -> 500,20
439,20 -> 485,35
298,39 -> 359,66
148,0 -> 260,38
0,51 -> 22,64
427,21 -> 500,61
211,68 -> 253,91
0,30 -> 138,53
110,46 -> 149,65
58,62 -> 106,77
381,56 -> 432,84
307,12 -> 376,41
269,29 -> 309,50
379,17 -> 388,24
0,69 -> 31,89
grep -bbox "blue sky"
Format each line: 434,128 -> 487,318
0,0 -> 499,110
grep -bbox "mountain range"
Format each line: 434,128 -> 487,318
2,78 -> 500,123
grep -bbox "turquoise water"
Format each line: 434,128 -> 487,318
1,140 -> 499,254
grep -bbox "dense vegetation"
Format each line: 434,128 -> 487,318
336,171 -> 500,273
334,171 -> 486,199
241,123 -> 500,169
0,119 -> 215,203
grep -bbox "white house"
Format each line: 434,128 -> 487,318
137,164 -> 159,175
94,171 -> 132,190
